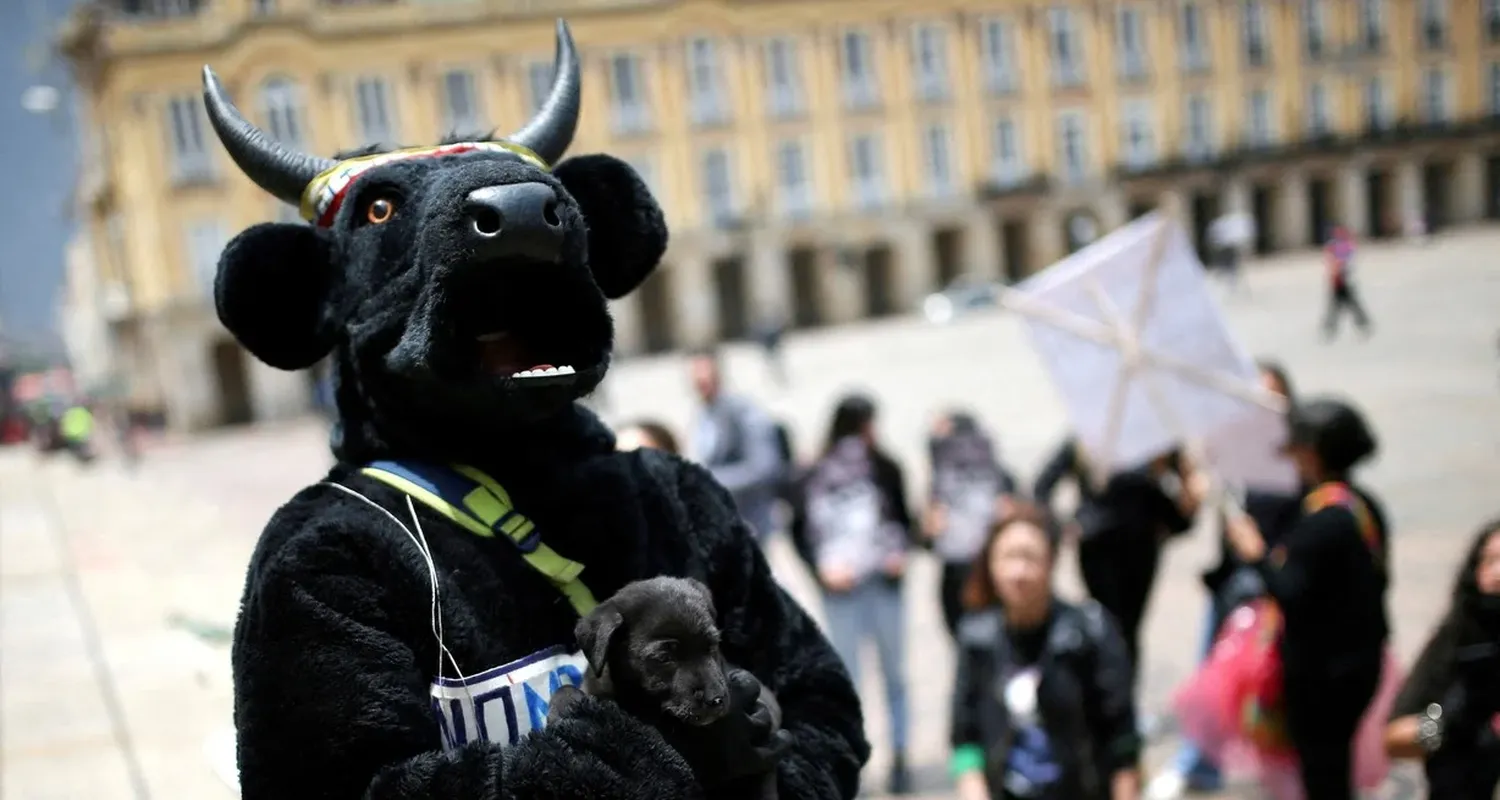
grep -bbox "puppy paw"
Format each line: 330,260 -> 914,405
546,684 -> 588,725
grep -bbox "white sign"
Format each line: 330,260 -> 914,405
1202,405 -> 1300,493
1003,213 -> 1283,479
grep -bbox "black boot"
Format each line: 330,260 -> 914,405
887,752 -> 912,795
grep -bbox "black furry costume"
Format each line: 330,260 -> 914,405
204,21 -> 867,799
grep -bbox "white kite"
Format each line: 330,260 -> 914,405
1001,212 -> 1287,486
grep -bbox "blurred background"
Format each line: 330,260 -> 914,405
2,1 -> 1499,798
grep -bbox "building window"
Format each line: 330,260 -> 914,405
1120,99 -> 1156,169
841,30 -> 880,110
439,69 -> 482,135
1306,81 -> 1330,135
1056,109 -> 1089,183
183,218 -> 229,298
686,38 -> 730,127
118,0 -> 203,18
1184,93 -> 1214,159
921,122 -> 955,197
1180,1 -> 1210,72
608,53 -> 651,135
353,76 -> 397,146
700,148 -> 737,227
990,115 -> 1025,185
1488,0 -> 1500,43
848,132 -> 886,210
1422,67 -> 1450,122
1359,0 -> 1385,51
911,23 -> 951,102
1116,6 -> 1149,80
1420,0 -> 1447,50
774,139 -> 812,219
763,37 -> 804,119
1490,62 -> 1500,115
524,60 -> 554,115
252,0 -> 275,14
1049,8 -> 1085,88
1243,0 -> 1269,67
260,77 -> 306,148
1303,0 -> 1326,59
979,17 -> 1019,94
1364,75 -> 1390,130
1246,89 -> 1274,146
165,94 -> 214,184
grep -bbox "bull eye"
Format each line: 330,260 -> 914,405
365,196 -> 398,225
655,640 -> 678,660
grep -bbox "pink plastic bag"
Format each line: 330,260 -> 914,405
1174,603 -> 1406,800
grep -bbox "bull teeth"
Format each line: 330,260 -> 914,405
512,365 -> 576,379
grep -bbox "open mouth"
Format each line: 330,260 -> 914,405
475,331 -> 578,383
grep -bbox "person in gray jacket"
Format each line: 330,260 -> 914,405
688,347 -> 788,543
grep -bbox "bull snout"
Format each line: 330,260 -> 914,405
463,182 -> 564,263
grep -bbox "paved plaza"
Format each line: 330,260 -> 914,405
4,227 -> 1499,798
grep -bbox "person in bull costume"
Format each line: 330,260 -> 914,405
204,20 -> 867,800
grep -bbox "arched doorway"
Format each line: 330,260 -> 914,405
712,255 -> 749,341
210,338 -> 253,427
637,267 -> 675,354
931,227 -> 965,289
863,244 -> 897,318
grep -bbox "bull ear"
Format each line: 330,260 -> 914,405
216,222 -> 338,370
553,154 -> 667,300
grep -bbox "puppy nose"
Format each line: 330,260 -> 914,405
697,689 -> 727,708
462,182 -> 563,263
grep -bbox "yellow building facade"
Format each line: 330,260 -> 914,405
61,0 -> 1500,428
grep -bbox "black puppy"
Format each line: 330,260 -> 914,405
548,577 -> 786,798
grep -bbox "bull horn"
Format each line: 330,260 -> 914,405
201,65 -> 337,208
505,19 -> 581,166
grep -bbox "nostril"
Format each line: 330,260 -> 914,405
705,694 -> 725,708
542,199 -> 561,228
470,207 -> 502,236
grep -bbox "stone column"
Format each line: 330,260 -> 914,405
1095,187 -> 1128,233
1220,175 -> 1252,256
891,219 -> 933,312
247,358 -> 312,422
1454,150 -> 1487,225
1156,187 -> 1187,219
964,209 -> 1002,282
1275,171 -> 1310,249
1337,160 -> 1369,237
746,227 -> 792,328
1027,206 -> 1064,273
1393,158 -> 1424,236
609,292 -> 644,357
669,253 -> 719,348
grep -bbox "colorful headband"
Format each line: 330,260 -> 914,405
299,141 -> 550,227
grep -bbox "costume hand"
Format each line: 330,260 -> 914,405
818,564 -> 856,593
693,668 -> 793,786
538,689 -> 701,794
1225,512 -> 1266,562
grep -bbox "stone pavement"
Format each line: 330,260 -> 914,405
4,227 -> 1498,798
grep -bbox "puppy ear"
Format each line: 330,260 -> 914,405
553,154 -> 668,300
685,578 -> 717,621
216,222 -> 338,370
574,604 -> 625,678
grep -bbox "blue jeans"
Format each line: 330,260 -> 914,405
1172,603 -> 1225,786
823,578 -> 910,752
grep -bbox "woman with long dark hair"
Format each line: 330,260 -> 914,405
1384,518 -> 1500,797
950,502 -> 1141,800
1224,397 -> 1390,799
790,393 -> 917,794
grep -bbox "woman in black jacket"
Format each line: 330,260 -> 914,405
950,502 -> 1141,800
1384,518 -> 1500,798
1225,397 -> 1389,799
1034,442 -> 1199,685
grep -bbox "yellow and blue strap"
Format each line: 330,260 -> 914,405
360,460 -> 597,616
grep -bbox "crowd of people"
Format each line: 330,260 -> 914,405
615,349 -> 1500,800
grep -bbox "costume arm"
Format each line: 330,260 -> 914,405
233,510 -> 697,800
679,464 -> 869,800
949,618 -> 991,770
1032,441 -> 1075,510
1083,605 -> 1144,776
707,403 -> 783,495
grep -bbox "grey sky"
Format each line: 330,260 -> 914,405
1,0 -> 76,347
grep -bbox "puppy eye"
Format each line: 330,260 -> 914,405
655,641 -> 679,659
364,195 -> 399,225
